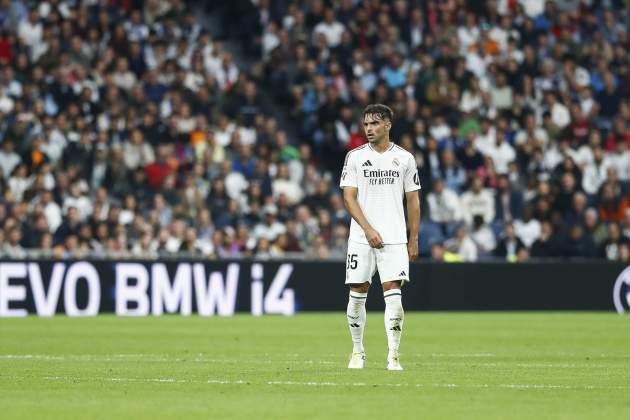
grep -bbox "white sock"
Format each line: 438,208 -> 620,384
384,289 -> 404,355
347,291 -> 367,353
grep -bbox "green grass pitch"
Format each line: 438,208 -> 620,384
1,313 -> 629,419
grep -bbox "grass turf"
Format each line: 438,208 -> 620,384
1,313 -> 629,419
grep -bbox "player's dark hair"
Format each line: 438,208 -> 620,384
363,104 -> 394,123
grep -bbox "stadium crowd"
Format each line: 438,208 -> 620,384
0,0 -> 629,262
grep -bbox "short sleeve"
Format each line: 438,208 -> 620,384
339,151 -> 358,188
403,154 -> 421,192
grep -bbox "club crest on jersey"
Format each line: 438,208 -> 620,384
393,157 -> 400,166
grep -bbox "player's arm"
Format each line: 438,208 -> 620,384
342,186 -> 384,248
404,155 -> 421,261
405,190 -> 420,261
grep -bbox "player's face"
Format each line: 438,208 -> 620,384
363,114 -> 390,144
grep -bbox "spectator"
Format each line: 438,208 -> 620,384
564,192 -> 588,228
254,237 -> 272,260
253,205 -> 286,242
312,8 -> 345,48
598,182 -> 630,223
2,226 -> 25,258
595,73 -> 622,130
214,199 -> 242,231
445,225 -> 478,262
456,132 -> 485,173
561,224 -> 597,259
17,9 -> 42,50
145,144 -> 175,191
430,243 -> 464,263
124,129 -> 155,170
490,72 -> 513,110
474,117 -> 496,155
514,112 -> 548,150
427,178 -> 463,229
0,140 -> 20,179
530,221 -> 557,259
494,222 -> 526,261
581,147 -> 612,196
601,223 -> 630,261
440,148 -> 466,193
494,174 -> 523,222
54,206 -> 82,245
62,183 -> 92,222
545,90 -> 571,130
7,163 -> 31,202
311,235 -> 331,259
461,175 -> 495,226
554,172 -> 579,217
514,206 -> 541,248
303,178 -> 331,212
583,207 -> 608,245
179,227 -> 211,257
485,130 -> 516,175
40,190 -> 62,233
470,214 -> 496,256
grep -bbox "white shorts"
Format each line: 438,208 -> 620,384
345,241 -> 410,285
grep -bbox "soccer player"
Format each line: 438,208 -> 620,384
340,104 -> 421,371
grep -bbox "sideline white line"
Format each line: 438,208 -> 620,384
6,353 -> 629,360
2,354 -> 497,359
36,376 -> 630,391
0,355 -> 66,360
0,354 -> 335,365
415,361 -> 613,369
2,355 -> 615,369
421,353 -> 496,358
41,376 -> 249,385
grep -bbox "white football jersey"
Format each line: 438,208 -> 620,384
340,143 -> 421,244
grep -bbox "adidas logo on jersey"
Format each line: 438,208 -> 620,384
399,271 -> 406,277
362,160 -> 373,167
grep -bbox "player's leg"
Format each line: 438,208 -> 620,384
376,244 -> 409,370
347,281 -> 369,368
345,241 -> 376,369
383,280 -> 404,370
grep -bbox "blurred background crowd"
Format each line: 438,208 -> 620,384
0,0 -> 629,262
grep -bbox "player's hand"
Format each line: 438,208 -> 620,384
365,228 -> 384,249
407,240 -> 418,261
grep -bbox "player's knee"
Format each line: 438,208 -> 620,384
349,282 -> 370,293
382,280 -> 401,292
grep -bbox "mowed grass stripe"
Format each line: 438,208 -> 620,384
0,354 -> 619,370
3,374 -> 629,391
